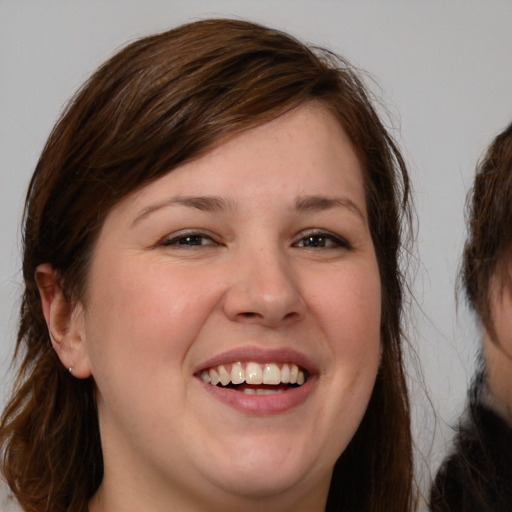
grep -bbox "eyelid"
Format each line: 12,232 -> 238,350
293,229 -> 352,249
159,229 -> 219,247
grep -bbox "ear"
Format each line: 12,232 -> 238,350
35,263 -> 92,379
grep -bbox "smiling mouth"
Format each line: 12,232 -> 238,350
198,362 -> 308,395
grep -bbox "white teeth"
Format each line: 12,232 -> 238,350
246,362 -> 263,385
201,362 -> 307,388
230,362 -> 245,384
281,363 -> 291,384
289,364 -> 298,384
242,387 -> 283,396
218,365 -> 230,386
263,363 -> 281,385
209,368 -> 220,386
255,388 -> 282,395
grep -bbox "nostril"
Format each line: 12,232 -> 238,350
237,310 -> 299,323
240,312 -> 259,319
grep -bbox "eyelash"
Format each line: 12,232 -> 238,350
293,231 -> 351,250
159,230 -> 351,250
159,231 -> 218,247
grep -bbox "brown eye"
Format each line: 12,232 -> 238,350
294,232 -> 350,249
161,232 -> 217,247
298,235 -> 329,248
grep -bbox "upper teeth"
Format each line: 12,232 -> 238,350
200,362 -> 306,386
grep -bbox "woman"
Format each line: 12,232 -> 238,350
0,19 -> 415,512
430,123 -> 512,511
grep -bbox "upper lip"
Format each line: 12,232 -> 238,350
194,346 -> 317,375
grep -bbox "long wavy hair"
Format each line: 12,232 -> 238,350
0,18 -> 414,512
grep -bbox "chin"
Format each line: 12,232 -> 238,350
214,469 -> 315,501
198,443 -> 329,502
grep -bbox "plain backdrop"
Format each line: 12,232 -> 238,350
1,0 -> 512,508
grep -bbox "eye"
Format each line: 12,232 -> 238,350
160,231 -> 218,247
294,231 -> 351,250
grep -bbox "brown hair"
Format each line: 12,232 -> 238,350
462,122 -> 512,339
430,123 -> 512,510
0,18 -> 414,512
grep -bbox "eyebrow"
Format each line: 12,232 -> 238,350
294,194 -> 366,221
132,195 -> 234,225
132,193 -> 365,226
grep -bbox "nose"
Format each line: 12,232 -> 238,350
222,246 -> 306,327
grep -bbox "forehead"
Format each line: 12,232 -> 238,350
104,103 -> 366,228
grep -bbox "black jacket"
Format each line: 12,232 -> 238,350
430,396 -> 512,512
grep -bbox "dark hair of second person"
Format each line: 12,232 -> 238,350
430,122 -> 512,512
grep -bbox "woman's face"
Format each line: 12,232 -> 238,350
77,104 -> 382,511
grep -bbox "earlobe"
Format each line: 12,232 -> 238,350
35,263 -> 92,379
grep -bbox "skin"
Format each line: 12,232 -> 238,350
37,104 -> 382,512
482,264 -> 512,426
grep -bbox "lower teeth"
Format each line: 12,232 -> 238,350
242,388 -> 284,395
207,381 -> 302,395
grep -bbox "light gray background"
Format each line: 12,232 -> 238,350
1,0 -> 512,508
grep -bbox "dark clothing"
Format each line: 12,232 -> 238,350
430,400 -> 512,512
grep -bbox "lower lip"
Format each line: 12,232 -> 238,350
198,377 -> 315,415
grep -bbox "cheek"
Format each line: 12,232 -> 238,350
307,261 -> 381,457
82,256 -> 221,378
312,259 -> 382,417
313,261 -> 382,354
496,287 -> 512,353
